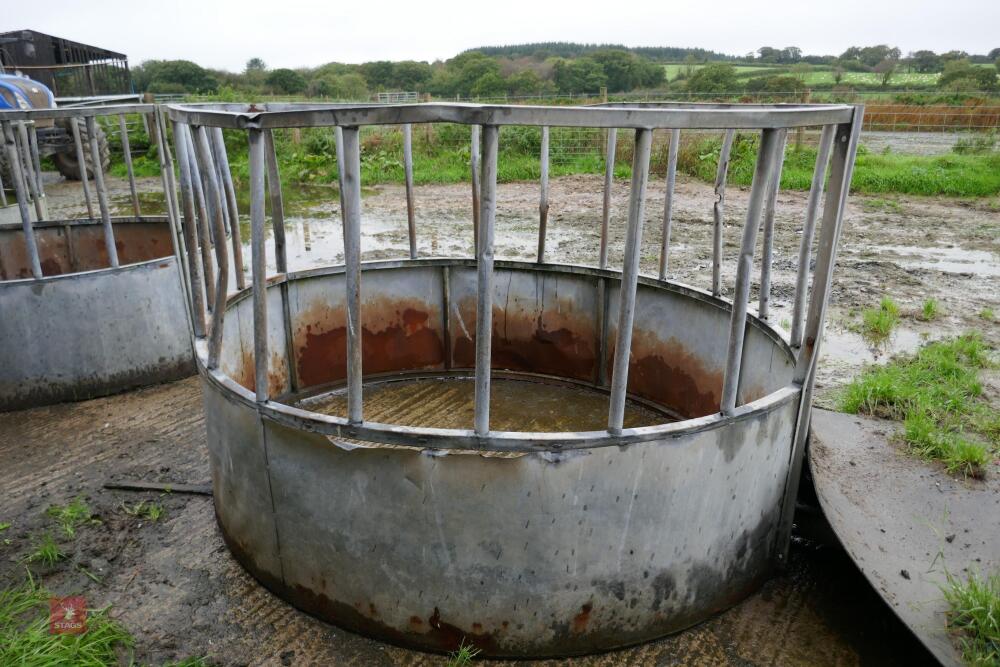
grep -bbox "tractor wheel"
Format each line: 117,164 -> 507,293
53,120 -> 110,181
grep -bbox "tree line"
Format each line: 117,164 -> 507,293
130,42 -> 1000,99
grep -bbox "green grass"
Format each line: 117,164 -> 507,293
920,298 -> 941,321
981,308 -> 995,321
0,575 -> 134,665
839,333 -> 998,477
943,570 -> 1000,665
120,500 -> 164,522
25,534 -> 66,567
677,134 -> 1000,198
446,642 -> 481,667
45,498 -> 96,539
859,297 -> 901,347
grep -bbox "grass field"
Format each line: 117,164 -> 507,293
661,61 -> 945,87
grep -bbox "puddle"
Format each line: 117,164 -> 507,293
303,376 -> 665,432
868,244 -> 1000,278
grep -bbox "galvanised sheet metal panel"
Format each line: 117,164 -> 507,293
607,282 -> 795,416
217,285 -> 291,397
241,394 -> 799,657
201,373 -> 283,589
287,265 -> 447,391
0,257 -> 194,411
736,322 -> 796,405
448,266 -> 600,382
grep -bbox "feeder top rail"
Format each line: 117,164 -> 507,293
166,101 -> 856,130
0,103 -> 157,121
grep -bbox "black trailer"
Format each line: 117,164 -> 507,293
0,30 -> 132,97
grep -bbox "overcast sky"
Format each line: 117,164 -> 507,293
5,0 -> 998,72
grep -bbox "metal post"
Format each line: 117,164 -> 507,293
264,129 -> 287,274
599,128 -> 617,270
27,124 -> 47,220
118,114 -> 141,217
0,158 -> 6,208
16,122 -> 45,222
470,125 -> 481,252
154,111 -> 194,342
758,129 -> 788,320
608,128 -> 653,434
173,122 -> 207,338
403,123 -> 417,259
712,130 -> 735,297
186,128 -> 215,309
474,124 -> 499,436
211,127 -> 246,290
341,127 -> 364,425
720,129 -> 783,415
193,126 -> 230,369
777,111 -> 864,565
335,127 -> 347,226
1,121 -> 42,279
70,118 -> 95,220
248,129 -> 269,403
86,115 -> 118,268
657,128 -> 679,279
537,126 -> 550,262
790,124 -> 836,349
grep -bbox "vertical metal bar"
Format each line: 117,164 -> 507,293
720,129 -> 783,415
27,124 -> 46,220
248,129 -> 269,403
193,126 -> 230,369
70,118 -> 95,220
657,128 -> 680,280
264,129 -> 287,274
712,129 -> 735,297
599,128 -> 617,270
335,126 -> 347,226
16,122 -> 45,222
186,128 -> 215,309
758,129 -> 788,320
607,128 -> 653,434
403,123 -> 417,259
0,156 -> 6,208
474,124 -> 499,436
470,125 -> 481,252
537,126 -> 550,262
86,115 -> 118,268
2,121 -> 42,279
154,111 -> 194,342
117,114 -> 141,217
341,127 -> 364,425
777,111 -> 864,565
212,127 -> 246,290
442,265 -> 452,370
790,124 -> 836,349
173,122 -> 207,338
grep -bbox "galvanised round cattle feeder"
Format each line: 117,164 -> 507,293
0,104 -> 203,411
168,101 -> 862,657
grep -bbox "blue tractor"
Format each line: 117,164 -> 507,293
0,71 -> 110,182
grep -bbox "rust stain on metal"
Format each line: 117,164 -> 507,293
294,297 -> 444,389
0,221 -> 173,280
607,329 -> 724,418
572,602 -> 593,634
451,296 -> 597,381
234,347 -> 287,397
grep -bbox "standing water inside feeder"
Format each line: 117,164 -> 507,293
300,377 -> 668,432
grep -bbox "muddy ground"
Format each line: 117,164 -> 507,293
3,171 -> 998,665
